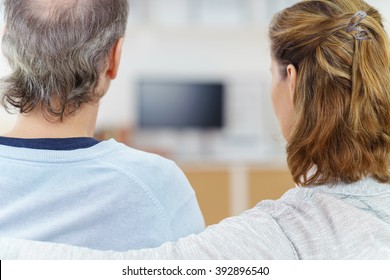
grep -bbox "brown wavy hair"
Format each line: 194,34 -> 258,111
269,0 -> 390,186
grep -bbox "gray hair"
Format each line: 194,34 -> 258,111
1,0 -> 129,120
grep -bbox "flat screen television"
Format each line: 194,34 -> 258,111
137,79 -> 224,129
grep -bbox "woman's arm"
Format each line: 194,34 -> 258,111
0,207 -> 297,260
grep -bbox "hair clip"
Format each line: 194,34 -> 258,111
346,10 -> 367,32
346,11 -> 370,40
354,26 -> 370,40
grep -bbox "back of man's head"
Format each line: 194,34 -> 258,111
1,0 -> 129,120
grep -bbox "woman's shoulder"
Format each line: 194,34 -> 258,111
246,178 -> 390,259
254,177 -> 390,217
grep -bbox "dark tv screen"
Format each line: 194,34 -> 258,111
137,80 -> 224,129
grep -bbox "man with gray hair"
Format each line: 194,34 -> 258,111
0,0 -> 204,251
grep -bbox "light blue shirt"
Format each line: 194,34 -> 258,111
0,138 -> 205,251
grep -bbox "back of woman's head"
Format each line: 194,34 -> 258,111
269,0 -> 390,186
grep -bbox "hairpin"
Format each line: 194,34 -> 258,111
346,11 -> 370,40
346,11 -> 367,32
353,27 -> 369,40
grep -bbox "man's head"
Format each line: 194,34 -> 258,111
1,0 -> 129,120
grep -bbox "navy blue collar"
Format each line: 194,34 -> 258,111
0,136 -> 100,151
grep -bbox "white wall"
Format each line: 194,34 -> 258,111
95,1 -> 285,162
0,26 -> 14,133
368,1 -> 390,30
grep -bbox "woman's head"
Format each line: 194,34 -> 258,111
269,0 -> 390,186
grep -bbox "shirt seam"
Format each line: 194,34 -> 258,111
266,214 -> 300,259
94,157 -> 173,241
256,203 -> 300,259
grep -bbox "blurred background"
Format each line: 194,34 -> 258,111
0,0 -> 389,225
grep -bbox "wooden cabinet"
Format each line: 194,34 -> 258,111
184,169 -> 230,226
182,165 -> 294,226
248,169 -> 294,208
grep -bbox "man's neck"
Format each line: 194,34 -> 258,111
2,104 -> 99,139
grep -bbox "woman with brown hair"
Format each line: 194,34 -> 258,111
1,0 -> 390,259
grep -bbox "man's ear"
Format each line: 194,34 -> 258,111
106,37 -> 124,80
286,64 -> 297,103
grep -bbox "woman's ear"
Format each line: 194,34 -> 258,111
106,37 -> 124,80
286,64 -> 297,102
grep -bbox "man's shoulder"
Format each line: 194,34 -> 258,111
98,140 -> 197,219
98,139 -> 177,172
97,140 -> 190,198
